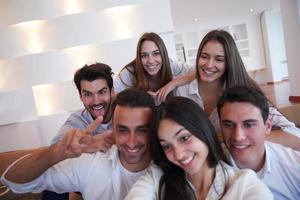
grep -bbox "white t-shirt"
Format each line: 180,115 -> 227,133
1,145 -> 153,200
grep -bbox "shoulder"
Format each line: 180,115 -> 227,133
220,163 -> 273,199
125,164 -> 162,200
114,66 -> 135,93
265,141 -> 300,165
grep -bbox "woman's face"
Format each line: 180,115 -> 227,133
198,40 -> 226,83
158,118 -> 210,176
140,40 -> 163,76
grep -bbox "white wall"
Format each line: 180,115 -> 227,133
280,0 -> 300,97
169,0 -> 281,84
0,0 -> 176,152
261,9 -> 288,83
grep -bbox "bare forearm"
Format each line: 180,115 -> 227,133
266,130 -> 300,151
4,146 -> 65,183
171,69 -> 196,87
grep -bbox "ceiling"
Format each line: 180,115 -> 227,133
169,0 -> 280,30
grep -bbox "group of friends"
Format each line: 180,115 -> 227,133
1,30 -> 300,200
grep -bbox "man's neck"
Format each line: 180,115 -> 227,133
235,147 -> 266,172
119,154 -> 151,172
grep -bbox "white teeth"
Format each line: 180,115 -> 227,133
93,105 -> 103,110
127,148 -> 139,153
147,65 -> 156,69
181,155 -> 193,165
203,69 -> 215,74
232,144 -> 248,149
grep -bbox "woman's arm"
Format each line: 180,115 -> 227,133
157,68 -> 196,102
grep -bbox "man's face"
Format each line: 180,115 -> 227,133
220,102 -> 271,169
80,79 -> 112,122
113,105 -> 152,172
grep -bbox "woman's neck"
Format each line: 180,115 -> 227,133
198,79 -> 223,95
187,163 -> 215,199
198,79 -> 223,116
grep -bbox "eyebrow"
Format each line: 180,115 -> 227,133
159,128 -> 185,142
81,86 -> 108,94
141,50 -> 160,55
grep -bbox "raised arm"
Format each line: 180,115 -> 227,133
157,68 -> 196,102
3,117 -> 105,183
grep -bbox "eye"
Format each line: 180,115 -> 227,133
179,134 -> 191,143
117,128 -> 128,134
216,57 -> 225,62
243,122 -> 256,129
160,143 -> 170,151
141,54 -> 147,59
222,121 -> 234,128
200,54 -> 209,59
82,92 -> 91,97
153,51 -> 161,57
136,127 -> 148,134
98,88 -> 107,95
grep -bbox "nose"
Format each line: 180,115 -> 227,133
173,145 -> 184,161
91,94 -> 102,104
148,54 -> 154,63
127,134 -> 137,148
233,126 -> 246,141
206,58 -> 214,68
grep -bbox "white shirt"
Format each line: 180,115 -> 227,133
175,79 -> 300,137
1,145 -> 153,200
229,141 -> 300,200
113,59 -> 191,93
125,161 -> 273,200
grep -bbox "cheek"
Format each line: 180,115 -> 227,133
141,58 -> 147,66
218,63 -> 226,74
164,150 -> 174,162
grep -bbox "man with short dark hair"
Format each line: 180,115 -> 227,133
44,62 -> 116,200
51,62 -> 115,146
1,89 -> 155,200
217,86 -> 300,199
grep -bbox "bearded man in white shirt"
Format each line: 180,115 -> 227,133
1,88 -> 155,200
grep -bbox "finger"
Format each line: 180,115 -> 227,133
70,129 -> 86,150
85,116 -> 103,134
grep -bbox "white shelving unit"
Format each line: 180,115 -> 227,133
174,23 -> 250,65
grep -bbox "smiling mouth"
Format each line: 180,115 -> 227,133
202,68 -> 217,75
91,104 -> 104,111
180,154 -> 195,167
230,143 -> 250,150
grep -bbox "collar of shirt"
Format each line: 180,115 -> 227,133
227,144 -> 271,178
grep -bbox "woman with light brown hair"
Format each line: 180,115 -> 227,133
114,32 -> 195,104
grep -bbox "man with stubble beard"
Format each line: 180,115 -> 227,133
44,63 -> 115,200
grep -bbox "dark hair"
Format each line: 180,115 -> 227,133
112,88 -> 155,113
119,32 -> 173,91
74,63 -> 114,95
151,96 -> 229,200
217,86 -> 270,122
196,30 -> 262,92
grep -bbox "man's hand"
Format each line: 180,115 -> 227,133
53,116 -> 114,160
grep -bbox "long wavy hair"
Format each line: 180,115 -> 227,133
151,96 -> 229,200
196,30 -> 262,93
119,32 -> 173,91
